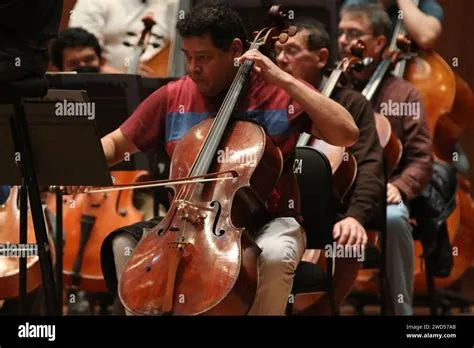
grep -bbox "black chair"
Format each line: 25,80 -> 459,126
286,146 -> 339,315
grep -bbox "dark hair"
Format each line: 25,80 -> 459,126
292,17 -> 331,51
340,3 -> 392,39
50,27 -> 102,69
176,0 -> 249,51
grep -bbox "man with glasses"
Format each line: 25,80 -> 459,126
274,17 -> 385,313
341,0 -> 443,49
338,3 -> 433,315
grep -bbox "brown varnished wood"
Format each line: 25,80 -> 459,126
0,187 -> 56,299
119,119 -> 282,315
434,74 -> 474,163
144,42 -> 171,77
45,170 -> 148,293
404,51 -> 456,136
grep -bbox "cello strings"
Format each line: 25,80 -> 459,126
180,43 -> 258,204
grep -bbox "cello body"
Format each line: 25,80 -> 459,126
0,186 -> 56,299
119,119 -> 282,315
45,171 -> 148,293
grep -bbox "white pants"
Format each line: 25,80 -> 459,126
112,217 -> 307,315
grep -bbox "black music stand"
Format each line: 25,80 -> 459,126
0,89 -> 113,315
45,73 -> 177,215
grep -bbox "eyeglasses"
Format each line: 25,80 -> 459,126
338,28 -> 373,41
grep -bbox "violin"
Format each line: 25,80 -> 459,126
116,6 -> 296,316
45,171 -> 149,295
0,186 -> 56,300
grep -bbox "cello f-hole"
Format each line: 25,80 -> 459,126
210,200 -> 224,237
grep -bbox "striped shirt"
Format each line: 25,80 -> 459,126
121,74 -> 313,221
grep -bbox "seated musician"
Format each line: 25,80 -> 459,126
342,0 -> 443,49
274,18 -> 385,312
68,0 -> 178,77
343,0 -> 469,176
68,1 -> 360,315
339,3 -> 434,315
50,28 -> 105,73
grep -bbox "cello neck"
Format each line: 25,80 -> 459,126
363,0 -> 421,93
187,41 -> 260,178
361,58 -> 391,101
297,40 -> 367,147
390,0 -> 421,77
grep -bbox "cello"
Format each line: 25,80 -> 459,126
0,186 -> 56,300
117,6 -> 296,316
45,170 -> 149,295
296,40 -> 370,314
296,40 -> 369,204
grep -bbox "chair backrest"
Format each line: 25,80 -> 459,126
294,146 -> 334,250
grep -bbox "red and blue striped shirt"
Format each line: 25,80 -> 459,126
121,74 -> 313,221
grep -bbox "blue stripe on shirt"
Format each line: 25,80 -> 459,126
165,109 -> 291,142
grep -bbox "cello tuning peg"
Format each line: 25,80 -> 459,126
123,41 -> 133,47
126,31 -> 137,36
277,32 -> 289,44
151,43 -> 161,48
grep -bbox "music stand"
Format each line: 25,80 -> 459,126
0,89 -> 113,315
45,73 -> 148,171
45,73 -> 177,215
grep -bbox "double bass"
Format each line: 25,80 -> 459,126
117,6 -> 296,316
389,1 -> 469,296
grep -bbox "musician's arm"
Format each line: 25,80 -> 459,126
283,76 -> 359,147
236,49 -> 358,146
101,129 -> 140,167
397,0 -> 442,49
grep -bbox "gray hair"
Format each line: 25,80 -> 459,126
340,3 -> 392,39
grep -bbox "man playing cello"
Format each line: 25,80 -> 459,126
274,17 -> 385,313
338,3 -> 433,315
66,1 -> 359,315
